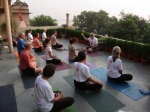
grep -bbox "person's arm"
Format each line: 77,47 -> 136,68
51,92 -> 63,103
81,33 -> 88,41
118,60 -> 123,75
48,51 -> 55,58
29,53 -> 33,59
87,77 -> 103,85
73,50 -> 77,56
119,70 -> 122,75
90,38 -> 98,48
24,53 -> 35,68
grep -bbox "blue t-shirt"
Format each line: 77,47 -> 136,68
17,38 -> 25,54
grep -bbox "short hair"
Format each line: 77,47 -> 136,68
90,32 -> 95,36
53,30 -> 57,34
43,64 -> 56,78
34,33 -> 39,37
78,51 -> 86,61
43,28 -> 46,31
19,32 -> 24,37
24,42 -> 31,49
69,37 -> 78,44
29,29 -> 32,32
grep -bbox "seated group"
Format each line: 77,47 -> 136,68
16,29 -> 133,112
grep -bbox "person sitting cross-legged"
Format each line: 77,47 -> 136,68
34,64 -> 74,112
74,51 -> 103,92
33,33 -> 43,52
107,46 -> 133,82
68,37 -> 78,62
81,32 -> 98,53
43,38 -> 63,64
20,42 -> 43,76
17,32 -> 25,56
51,30 -> 63,49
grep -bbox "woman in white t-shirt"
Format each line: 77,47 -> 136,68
107,46 -> 133,82
35,64 -> 74,112
68,37 -> 78,62
74,51 -> 103,92
43,38 -> 63,64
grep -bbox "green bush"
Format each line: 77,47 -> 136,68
116,40 -> 127,52
127,41 -> 134,55
141,44 -> 150,59
105,38 -> 111,47
109,38 -> 117,48
133,43 -> 142,57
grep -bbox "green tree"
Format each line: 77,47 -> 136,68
30,14 -> 57,26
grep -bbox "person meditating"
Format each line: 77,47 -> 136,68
68,37 -> 78,62
43,38 -> 63,64
42,28 -> 47,42
11,29 -> 17,47
17,32 -> 25,56
27,29 -> 33,43
20,42 -> 43,76
81,32 -> 98,53
34,64 -> 74,112
107,46 -> 133,82
74,51 -> 103,92
51,30 -> 63,49
33,33 -> 43,52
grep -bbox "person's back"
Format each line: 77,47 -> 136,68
28,33 -> 33,43
35,75 -> 54,112
107,55 -> 122,78
33,38 -> 40,48
42,32 -> 46,41
68,44 -> 76,60
51,35 -> 56,45
17,38 -> 25,55
74,62 -> 90,82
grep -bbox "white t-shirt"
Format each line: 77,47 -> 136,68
88,37 -> 98,46
45,46 -> 53,60
28,33 -> 33,43
42,32 -> 47,41
107,56 -> 122,78
51,35 -> 56,45
34,75 -> 54,112
74,62 -> 91,82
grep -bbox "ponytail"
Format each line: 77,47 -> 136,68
43,38 -> 51,49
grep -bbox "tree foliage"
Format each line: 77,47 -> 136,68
30,14 -> 57,26
73,10 -> 150,43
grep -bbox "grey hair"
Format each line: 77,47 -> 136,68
43,28 -> 46,31
19,32 -> 24,37
90,32 -> 95,36
24,42 -> 31,49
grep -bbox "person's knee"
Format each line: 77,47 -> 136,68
67,97 -> 74,105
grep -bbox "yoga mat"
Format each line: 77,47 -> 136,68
0,58 -> 2,60
41,56 -> 72,71
32,89 -> 77,112
54,47 -> 68,51
64,55 -> 97,69
91,68 -> 146,101
35,51 -> 45,56
14,51 -> 36,62
63,75 -> 125,112
18,65 -> 37,89
0,84 -> 18,112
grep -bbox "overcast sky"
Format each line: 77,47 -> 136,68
12,0 -> 150,26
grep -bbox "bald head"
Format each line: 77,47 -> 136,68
24,42 -> 31,50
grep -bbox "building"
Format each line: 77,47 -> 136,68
11,0 -> 31,27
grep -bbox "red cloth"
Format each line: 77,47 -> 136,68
33,38 -> 41,48
18,8 -> 22,21
20,50 -> 32,70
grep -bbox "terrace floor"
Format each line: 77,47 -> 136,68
0,38 -> 150,112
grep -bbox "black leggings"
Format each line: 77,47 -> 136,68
46,59 -> 61,64
74,80 -> 102,91
107,74 -> 133,82
69,56 -> 78,62
52,44 -> 63,49
50,91 -> 74,112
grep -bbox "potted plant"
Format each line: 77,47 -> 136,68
127,41 -> 134,60
140,44 -> 150,65
133,43 -> 142,62
104,38 -> 111,52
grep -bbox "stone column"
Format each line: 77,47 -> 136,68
66,13 -> 70,28
4,0 -> 13,53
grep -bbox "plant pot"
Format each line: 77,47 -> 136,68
121,52 -> 127,58
127,54 -> 133,60
105,47 -> 110,52
109,48 -> 113,53
133,56 -> 141,62
141,58 -> 149,65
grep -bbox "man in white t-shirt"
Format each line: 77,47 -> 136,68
74,51 -> 103,92
81,32 -> 98,52
107,46 -> 133,82
28,29 -> 33,43
51,30 -> 63,49
42,28 -> 47,42
34,64 -> 74,112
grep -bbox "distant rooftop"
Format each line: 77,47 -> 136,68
12,0 -> 28,6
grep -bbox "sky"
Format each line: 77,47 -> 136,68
12,0 -> 150,26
